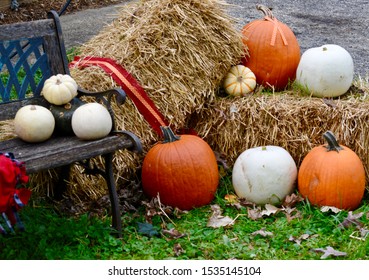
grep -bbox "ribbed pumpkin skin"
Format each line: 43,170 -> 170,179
241,6 -> 300,90
142,134 -> 219,210
298,145 -> 365,210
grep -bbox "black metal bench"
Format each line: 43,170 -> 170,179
0,10 -> 142,237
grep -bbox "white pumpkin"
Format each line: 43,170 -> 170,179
42,74 -> 78,105
223,65 -> 256,96
14,105 -> 55,143
295,44 -> 354,97
232,146 -> 297,205
71,103 -> 112,140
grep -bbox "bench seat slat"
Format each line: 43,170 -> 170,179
0,135 -> 133,174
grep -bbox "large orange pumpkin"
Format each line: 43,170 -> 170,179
241,5 -> 301,90
141,126 -> 219,210
298,131 -> 365,210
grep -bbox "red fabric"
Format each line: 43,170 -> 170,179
0,153 -> 30,225
70,56 -> 170,137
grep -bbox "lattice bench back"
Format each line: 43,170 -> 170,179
0,10 -> 69,117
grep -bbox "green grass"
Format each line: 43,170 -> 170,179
1,176 -> 368,260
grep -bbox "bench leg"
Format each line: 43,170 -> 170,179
54,165 -> 71,200
103,153 -> 122,238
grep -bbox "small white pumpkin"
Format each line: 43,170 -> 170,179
223,65 -> 257,96
232,146 -> 297,205
42,74 -> 78,105
14,105 -> 55,143
295,44 -> 354,97
71,103 -> 112,140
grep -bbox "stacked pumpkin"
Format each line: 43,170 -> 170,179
14,74 -> 113,142
223,5 -> 363,210
223,5 -> 354,98
231,131 -> 365,210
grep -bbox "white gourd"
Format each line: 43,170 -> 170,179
223,65 -> 257,96
296,44 -> 354,97
42,74 -> 78,105
14,105 -> 55,143
71,103 -> 112,140
232,146 -> 297,205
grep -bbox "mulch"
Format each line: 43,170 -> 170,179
0,0 -> 125,24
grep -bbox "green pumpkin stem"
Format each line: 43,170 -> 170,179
323,131 -> 343,152
161,126 -> 181,143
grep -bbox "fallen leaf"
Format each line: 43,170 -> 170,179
251,228 -> 273,237
207,204 -> 235,228
312,246 -> 347,259
282,193 -> 304,208
247,207 -> 263,220
261,204 -> 280,216
338,211 -> 364,229
289,233 -> 318,245
283,206 -> 302,222
320,206 -> 342,214
162,228 -> 186,239
214,151 -> 230,171
224,194 -> 239,204
322,98 -> 337,108
173,243 -> 184,256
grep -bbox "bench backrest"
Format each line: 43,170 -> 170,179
0,10 -> 69,121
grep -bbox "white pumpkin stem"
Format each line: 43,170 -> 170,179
323,131 -> 343,152
56,79 -> 62,85
256,4 -> 274,19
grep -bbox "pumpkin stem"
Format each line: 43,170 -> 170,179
256,4 -> 275,19
323,131 -> 343,152
161,126 -> 181,143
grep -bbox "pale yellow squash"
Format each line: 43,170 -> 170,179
223,65 -> 257,96
14,105 -> 55,143
42,74 -> 78,105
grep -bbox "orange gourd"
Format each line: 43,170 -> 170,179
141,126 -> 219,210
298,131 -> 365,210
241,5 -> 300,90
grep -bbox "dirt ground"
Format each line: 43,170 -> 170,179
0,0 -> 125,23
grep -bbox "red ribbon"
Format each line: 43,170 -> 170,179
69,56 -> 169,137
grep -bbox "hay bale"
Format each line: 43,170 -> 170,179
192,86 -> 369,187
30,0 -> 245,201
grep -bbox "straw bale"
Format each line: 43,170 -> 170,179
30,0 -> 245,201
191,88 -> 369,187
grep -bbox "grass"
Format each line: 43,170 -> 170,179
1,174 -> 368,260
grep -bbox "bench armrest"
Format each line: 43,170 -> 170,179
76,87 -> 126,131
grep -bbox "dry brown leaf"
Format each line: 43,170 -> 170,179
312,246 -> 347,259
282,193 -> 304,208
173,243 -> 184,257
261,204 -> 280,216
320,206 -> 342,214
247,207 -> 263,220
251,228 -> 273,237
289,233 -> 318,245
338,211 -> 364,229
162,228 -> 187,239
207,204 -> 235,228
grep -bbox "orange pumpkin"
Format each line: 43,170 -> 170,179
298,131 -> 365,210
141,126 -> 219,210
241,5 -> 301,90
